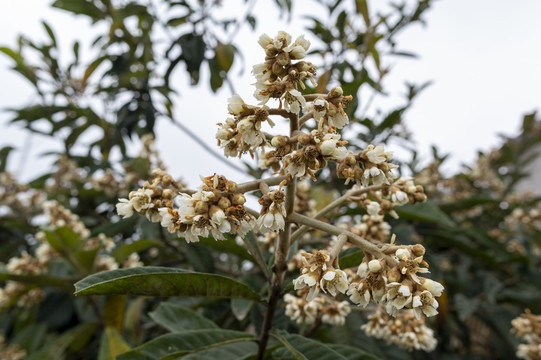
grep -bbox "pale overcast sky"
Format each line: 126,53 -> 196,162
1,1 -> 540,187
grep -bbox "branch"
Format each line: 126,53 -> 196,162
288,212 -> 397,266
170,118 -> 246,174
291,184 -> 387,243
298,110 -> 314,127
236,176 -> 287,193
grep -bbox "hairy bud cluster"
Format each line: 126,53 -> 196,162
156,174 -> 254,243
348,247 -> 444,319
253,32 -> 316,107
116,168 -> 184,222
362,307 -> 438,352
350,215 -> 391,243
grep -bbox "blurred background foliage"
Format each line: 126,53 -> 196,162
1,0 -> 541,359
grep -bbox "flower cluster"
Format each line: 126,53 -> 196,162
116,168 -> 184,222
253,32 -> 315,106
284,293 -> 351,326
336,144 -> 398,186
307,86 -> 352,130
350,215 -> 391,244
292,250 -> 348,301
0,333 -> 26,360
256,189 -> 286,233
362,307 -> 438,352
154,174 -> 254,242
347,246 -> 444,319
511,309 -> 541,360
216,95 -> 274,157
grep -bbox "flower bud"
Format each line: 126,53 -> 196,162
232,193 -> 246,205
271,136 -> 288,147
328,86 -> 344,98
387,267 -> 402,283
194,201 -> 209,215
412,244 -> 426,257
258,33 -> 273,49
265,44 -> 278,57
162,189 -> 174,199
226,181 -> 237,193
298,133 -> 311,146
345,155 -> 357,166
395,248 -> 411,261
368,259 -> 382,273
218,196 -> 231,209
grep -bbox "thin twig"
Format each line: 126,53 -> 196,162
290,184 -> 387,243
288,212 -> 397,266
170,118 -> 246,174
236,176 -> 287,193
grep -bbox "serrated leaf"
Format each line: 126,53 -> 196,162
74,266 -> 261,301
98,327 -> 131,360
149,301 -> 218,332
117,329 -> 254,360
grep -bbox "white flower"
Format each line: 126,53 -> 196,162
258,33 -> 273,49
302,301 -> 320,324
313,98 -> 328,121
320,269 -> 348,297
293,272 -> 320,301
392,190 -> 409,206
347,282 -> 371,307
357,261 -> 369,277
116,199 -> 134,218
96,255 -> 119,271
282,89 -> 306,115
318,133 -> 348,160
273,31 -> 292,50
386,282 -> 413,314
130,188 -> 154,212
327,107 -> 349,129
227,94 -> 245,115
366,145 -> 392,164
412,290 -> 439,319
366,201 -> 381,216
422,278 -> 444,297
395,248 -> 411,261
322,301 -> 351,326
362,167 -> 386,186
368,259 -> 382,273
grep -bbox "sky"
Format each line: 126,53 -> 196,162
1,0 -> 540,188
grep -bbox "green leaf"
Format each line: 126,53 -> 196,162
271,330 -> 350,360
0,272 -> 74,291
44,226 -> 98,274
52,0 -> 105,20
148,301 -> 218,332
215,42 -> 235,72
0,146 -> 14,173
117,329 -> 254,360
74,266 -> 261,301
28,322 -> 98,360
454,293 -> 480,321
98,327 -> 131,360
326,344 -> 381,360
179,340 -> 257,360
338,248 -> 364,269
231,298 -> 254,321
113,240 -> 161,263
394,201 -> 455,227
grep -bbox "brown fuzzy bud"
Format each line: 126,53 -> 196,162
271,136 -> 288,148
194,201 -> 209,215
162,189 -> 174,199
328,86 -> 344,98
265,44 -> 278,57
345,155 -> 357,167
226,180 -> 237,193
276,52 -> 290,66
232,193 -> 246,206
218,197 -> 231,210
162,175 -> 173,186
298,133 -> 311,146
387,267 -> 402,283
412,244 -> 426,257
